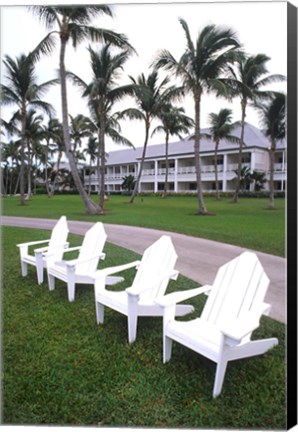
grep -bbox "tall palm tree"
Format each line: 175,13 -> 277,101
29,5 -> 135,214
42,117 -> 63,196
83,136 -> 98,195
22,109 -> 45,197
1,53 -> 56,205
67,44 -> 134,209
119,70 -> 184,203
201,108 -> 240,200
153,19 -> 240,214
222,53 -> 285,203
69,113 -> 93,154
151,105 -> 194,198
254,92 -> 285,209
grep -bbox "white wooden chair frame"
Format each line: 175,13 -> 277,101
93,235 -> 194,344
156,252 -> 279,397
17,215 -> 69,285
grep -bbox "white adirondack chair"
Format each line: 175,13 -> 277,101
156,251 -> 279,398
47,222 -> 120,302
17,215 -> 69,285
93,235 -> 194,344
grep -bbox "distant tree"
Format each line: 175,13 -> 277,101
29,5 -> 134,214
222,53 -> 285,203
254,92 -> 286,208
1,52 -> 55,205
200,108 -> 240,200
119,70 -> 184,203
233,166 -> 253,192
153,19 -> 240,214
67,44 -> 135,209
152,104 -> 194,198
122,174 -> 136,194
251,170 -> 267,191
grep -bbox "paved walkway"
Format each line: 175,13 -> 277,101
1,215 -> 287,324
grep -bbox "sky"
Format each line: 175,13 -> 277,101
0,0 -> 291,155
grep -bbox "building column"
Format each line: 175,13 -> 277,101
154,160 -> 158,192
174,158 -> 178,192
222,154 -> 227,192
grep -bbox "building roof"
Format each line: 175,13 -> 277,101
106,122 -> 286,166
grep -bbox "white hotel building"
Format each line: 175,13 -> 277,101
83,123 -> 287,194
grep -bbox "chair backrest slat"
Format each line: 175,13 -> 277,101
76,222 -> 107,274
201,252 -> 269,330
131,235 -> 177,303
48,216 -> 69,261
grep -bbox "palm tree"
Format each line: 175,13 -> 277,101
67,44 -> 135,209
83,136 -> 98,195
29,6 -> 134,214
119,70 -> 184,203
222,53 -> 285,203
153,19 -> 240,214
42,117 -> 63,196
151,105 -> 194,198
1,53 -> 56,205
22,109 -> 45,197
69,114 -> 93,154
254,92 -> 286,209
201,108 -> 240,200
122,174 -> 136,194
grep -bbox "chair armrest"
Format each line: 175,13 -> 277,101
126,270 -> 179,296
34,246 -> 50,254
17,239 -> 50,248
221,314 -> 260,344
65,252 -> 106,268
156,285 -> 212,307
62,246 -> 81,253
92,260 -> 141,280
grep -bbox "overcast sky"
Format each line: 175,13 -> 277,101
0,0 -> 291,153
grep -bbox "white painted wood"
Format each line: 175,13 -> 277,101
93,235 -> 194,344
17,216 -> 69,285
157,251 -> 279,397
46,222 -> 116,302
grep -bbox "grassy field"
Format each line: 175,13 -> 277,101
2,226 -> 286,428
2,194 -> 285,256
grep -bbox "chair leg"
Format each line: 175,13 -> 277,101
48,273 -> 55,291
35,253 -> 44,285
127,293 -> 138,344
127,313 -> 138,344
95,301 -> 104,324
213,359 -> 228,398
67,281 -> 75,302
21,260 -> 28,277
163,335 -> 173,363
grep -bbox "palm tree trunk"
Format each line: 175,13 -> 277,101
232,98 -> 246,203
194,93 -> 208,215
268,139 -> 276,209
59,37 -> 103,215
163,131 -> 169,198
214,140 -> 220,200
99,110 -> 106,209
19,105 -> 27,205
88,156 -> 92,195
130,118 -> 150,204
27,141 -> 32,198
44,142 -> 51,196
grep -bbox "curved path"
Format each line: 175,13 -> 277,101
1,216 -> 286,324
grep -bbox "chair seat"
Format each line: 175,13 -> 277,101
166,318 -> 223,361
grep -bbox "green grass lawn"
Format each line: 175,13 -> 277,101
2,194 -> 285,256
2,226 -> 286,428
